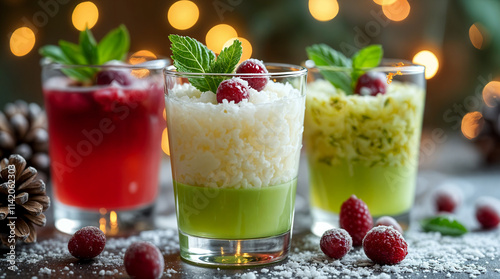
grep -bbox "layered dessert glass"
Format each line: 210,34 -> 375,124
305,61 -> 426,236
164,63 -> 307,266
42,60 -> 167,235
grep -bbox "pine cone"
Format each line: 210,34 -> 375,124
0,154 -> 50,246
0,100 -> 50,181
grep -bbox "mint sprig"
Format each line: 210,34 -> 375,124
169,34 -> 243,93
39,24 -> 130,83
306,44 -> 383,94
420,216 -> 468,236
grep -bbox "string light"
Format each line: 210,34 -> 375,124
413,50 -> 439,79
168,0 -> 199,30
308,0 -> 339,22
461,112 -> 484,140
72,1 -> 99,31
482,81 -> 500,108
129,50 -> 157,78
10,27 -> 36,57
382,0 -> 410,22
469,23 -> 487,50
206,24 -> 237,54
223,37 -> 252,63
373,0 -> 397,5
162,128 -> 170,156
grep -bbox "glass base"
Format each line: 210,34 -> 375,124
311,206 -> 410,237
54,200 -> 155,235
178,230 -> 291,267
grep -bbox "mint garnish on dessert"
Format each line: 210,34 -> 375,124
420,216 -> 468,236
39,25 -> 130,83
306,44 -> 383,94
169,34 -> 242,93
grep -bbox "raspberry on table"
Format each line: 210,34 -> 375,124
124,241 -> 164,279
354,72 -> 387,96
362,226 -> 408,265
475,196 -> 500,229
236,59 -> 269,91
216,78 -> 250,104
375,216 -> 403,234
96,70 -> 131,86
320,228 -> 352,259
68,226 -> 106,260
434,184 -> 463,213
339,195 -> 373,246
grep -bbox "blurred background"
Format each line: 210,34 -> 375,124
1,0 -> 500,170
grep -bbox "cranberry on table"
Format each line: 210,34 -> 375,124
363,226 -> 408,265
475,197 -> 500,229
354,72 -> 387,96
339,195 -> 373,246
95,70 -> 131,86
375,216 -> 404,234
124,241 -> 164,279
320,228 -> 352,260
434,184 -> 463,213
236,59 -> 269,91
68,226 -> 106,260
216,78 -> 249,104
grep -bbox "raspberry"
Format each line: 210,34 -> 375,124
236,59 -> 269,91
96,70 -> 131,86
320,228 -> 352,259
354,72 -> 387,96
339,195 -> 373,246
375,216 -> 403,234
68,226 -> 106,260
434,184 -> 463,213
362,226 -> 408,265
475,197 -> 500,229
124,241 -> 164,279
216,78 -> 249,104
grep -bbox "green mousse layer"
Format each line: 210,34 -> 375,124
309,160 -> 416,216
174,179 -> 297,239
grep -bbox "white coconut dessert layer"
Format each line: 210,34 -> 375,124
166,80 -> 305,189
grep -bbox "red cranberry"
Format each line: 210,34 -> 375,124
236,59 -> 269,91
320,228 -> 352,259
339,195 -> 373,246
124,241 -> 164,279
216,78 -> 249,104
363,226 -> 408,265
96,70 -> 131,86
354,72 -> 387,96
68,226 -> 106,260
475,197 -> 500,229
434,184 -> 463,213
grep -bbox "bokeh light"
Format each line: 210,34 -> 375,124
129,50 -> 157,78
482,81 -> 500,107
162,128 -> 170,156
10,27 -> 36,57
206,24 -> 238,54
308,0 -> 339,22
461,111 -> 484,140
469,23 -> 488,50
223,37 -> 253,63
382,0 -> 410,22
373,0 -> 397,5
72,1 -> 99,31
413,50 -> 439,79
168,0 -> 199,30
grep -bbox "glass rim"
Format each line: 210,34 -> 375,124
164,62 -> 308,78
40,58 -> 170,70
307,59 -> 425,74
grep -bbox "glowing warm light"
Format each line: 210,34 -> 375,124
482,81 -> 500,107
168,0 -> 199,30
99,217 -> 107,234
382,0 -> 410,22
129,50 -> 157,65
99,208 -> 107,215
206,24 -> 238,54
373,0 -> 397,5
308,0 -> 339,22
72,1 -> 99,31
10,27 -> 36,57
461,112 -> 484,140
162,128 -> 170,156
469,23 -> 486,50
223,37 -> 252,63
413,50 -> 439,79
163,108 -> 166,121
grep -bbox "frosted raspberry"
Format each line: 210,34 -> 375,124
375,216 -> 403,234
68,226 -> 106,260
216,78 -> 249,104
434,183 -> 463,213
124,241 -> 164,279
320,228 -> 352,259
475,197 -> 500,229
363,226 -> 408,265
354,72 -> 387,96
236,59 -> 269,91
96,70 -> 131,86
339,195 -> 373,246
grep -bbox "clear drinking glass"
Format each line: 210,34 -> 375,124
164,63 -> 307,266
304,60 -> 426,236
41,59 -> 168,235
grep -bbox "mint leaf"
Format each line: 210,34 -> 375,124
207,39 -> 243,91
39,45 -> 71,64
169,34 -> 218,92
59,40 -> 86,65
97,24 -> 130,64
306,44 -> 352,94
421,216 -> 468,236
351,45 -> 383,86
79,27 -> 98,65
